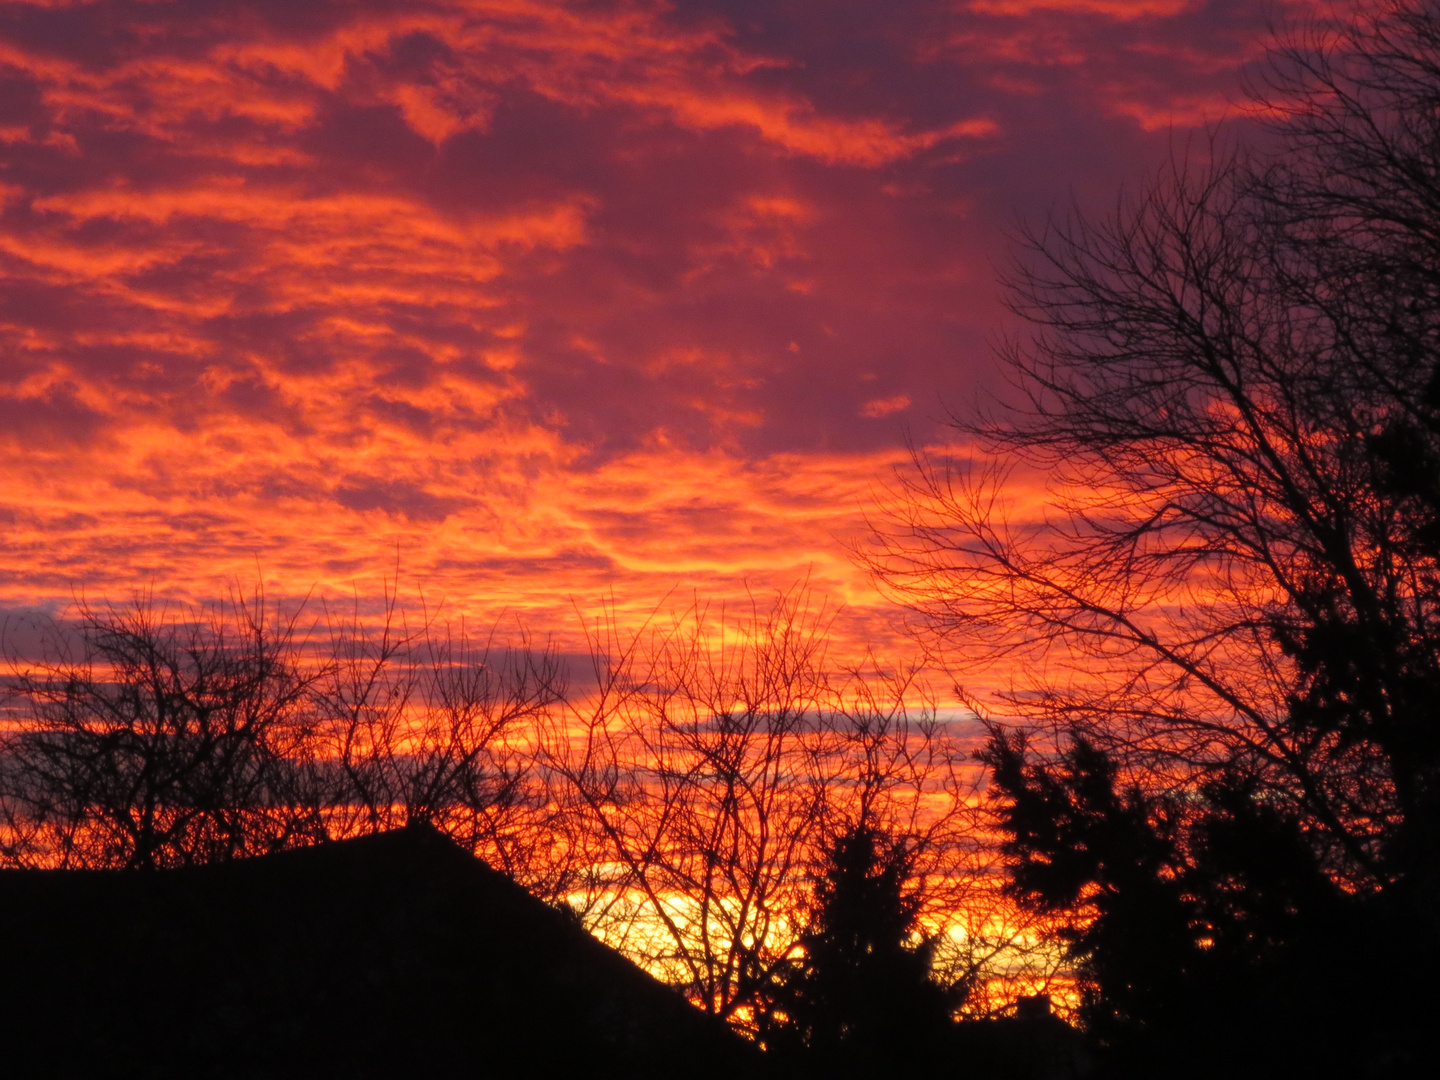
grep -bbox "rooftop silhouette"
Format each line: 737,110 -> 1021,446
0,822 -> 761,1078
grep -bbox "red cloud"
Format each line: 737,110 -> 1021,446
0,0 -> 1299,664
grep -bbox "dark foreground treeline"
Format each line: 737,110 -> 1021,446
863,2 -> 1440,1078
0,588 -> 1049,1077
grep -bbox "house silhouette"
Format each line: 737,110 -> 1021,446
0,822 -> 762,1078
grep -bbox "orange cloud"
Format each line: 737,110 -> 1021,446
861,395 -> 912,419
967,1 -> 1194,16
0,0 -> 1309,680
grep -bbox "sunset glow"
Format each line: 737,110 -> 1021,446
0,0 -> 1306,661
6,6 -> 1433,1073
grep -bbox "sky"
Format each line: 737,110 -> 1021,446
0,0 -> 1312,657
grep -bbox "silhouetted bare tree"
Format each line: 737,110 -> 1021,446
0,589 -> 577,897
0,592 -> 323,868
877,0 -> 1440,894
870,2 -> 1440,1074
547,587 -> 998,1035
311,593 -> 580,900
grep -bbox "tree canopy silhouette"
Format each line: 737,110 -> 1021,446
760,822 -> 958,1077
871,2 -> 1440,1075
0,595 -> 322,868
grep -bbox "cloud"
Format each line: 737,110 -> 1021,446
966,1 -> 1194,16
861,395 -> 911,419
940,0 -> 1317,132
0,0 -> 1297,658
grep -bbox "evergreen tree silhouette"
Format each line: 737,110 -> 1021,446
765,824 -> 956,1076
